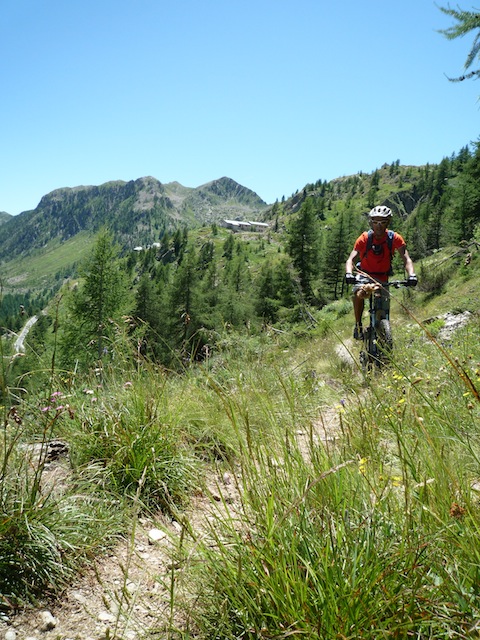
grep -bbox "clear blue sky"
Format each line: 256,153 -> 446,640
1,0 -> 479,215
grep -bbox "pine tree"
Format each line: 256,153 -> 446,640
443,140 -> 480,242
133,273 -> 164,360
222,233 -> 235,260
274,258 -> 298,310
198,254 -> 221,328
60,229 -> 130,368
367,170 -> 380,208
285,198 -> 321,302
198,240 -> 215,273
165,245 -> 203,363
255,261 -> 280,323
219,245 -> 254,327
321,209 -> 352,300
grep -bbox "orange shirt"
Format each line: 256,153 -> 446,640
354,230 -> 405,281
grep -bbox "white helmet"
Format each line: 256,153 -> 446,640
368,205 -> 392,219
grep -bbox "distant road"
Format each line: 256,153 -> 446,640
14,315 -> 38,353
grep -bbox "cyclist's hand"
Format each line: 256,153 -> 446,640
407,275 -> 418,287
345,273 -> 356,285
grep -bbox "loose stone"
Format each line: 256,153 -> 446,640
148,528 -> 167,543
39,610 -> 57,632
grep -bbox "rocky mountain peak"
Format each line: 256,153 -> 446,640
0,176 -> 269,262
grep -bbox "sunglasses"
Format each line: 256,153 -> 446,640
371,219 -> 388,226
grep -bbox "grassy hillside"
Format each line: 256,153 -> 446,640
1,233 -> 479,637
2,148 -> 480,635
2,231 -> 92,291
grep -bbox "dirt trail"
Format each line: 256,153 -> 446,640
13,315 -> 38,353
0,408 -> 343,640
0,475 -> 241,640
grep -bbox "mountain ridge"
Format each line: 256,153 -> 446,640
0,157 -> 465,299
0,176 -> 268,262
0,211 -> 12,224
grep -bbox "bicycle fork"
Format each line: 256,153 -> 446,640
362,292 -> 385,369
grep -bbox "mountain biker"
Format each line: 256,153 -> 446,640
345,205 -> 417,339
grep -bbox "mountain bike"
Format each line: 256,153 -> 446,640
354,275 -> 409,372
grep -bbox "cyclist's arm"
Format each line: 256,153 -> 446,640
397,246 -> 415,277
345,249 -> 359,274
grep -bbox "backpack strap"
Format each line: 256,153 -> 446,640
387,229 -> 394,257
364,229 -> 374,257
364,229 -> 394,259
363,229 -> 395,276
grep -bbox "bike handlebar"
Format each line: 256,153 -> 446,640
354,276 -> 410,288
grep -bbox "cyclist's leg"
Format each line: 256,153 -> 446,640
353,292 -> 365,324
352,286 -> 365,339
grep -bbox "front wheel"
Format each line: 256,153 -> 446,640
360,348 -> 370,373
360,327 -> 374,373
377,319 -> 393,363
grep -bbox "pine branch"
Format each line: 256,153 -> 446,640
445,69 -> 480,82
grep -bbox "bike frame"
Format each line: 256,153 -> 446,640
355,275 -> 408,371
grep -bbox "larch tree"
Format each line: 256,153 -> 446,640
321,209 -> 352,300
285,197 -> 321,302
165,244 -> 202,362
60,229 -> 130,368
439,5 -> 480,82
133,273 -> 164,360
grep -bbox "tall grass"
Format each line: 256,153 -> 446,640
0,324 -> 196,607
0,394 -> 126,607
66,371 -> 199,514
2,280 -> 480,638
172,320 -> 480,639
